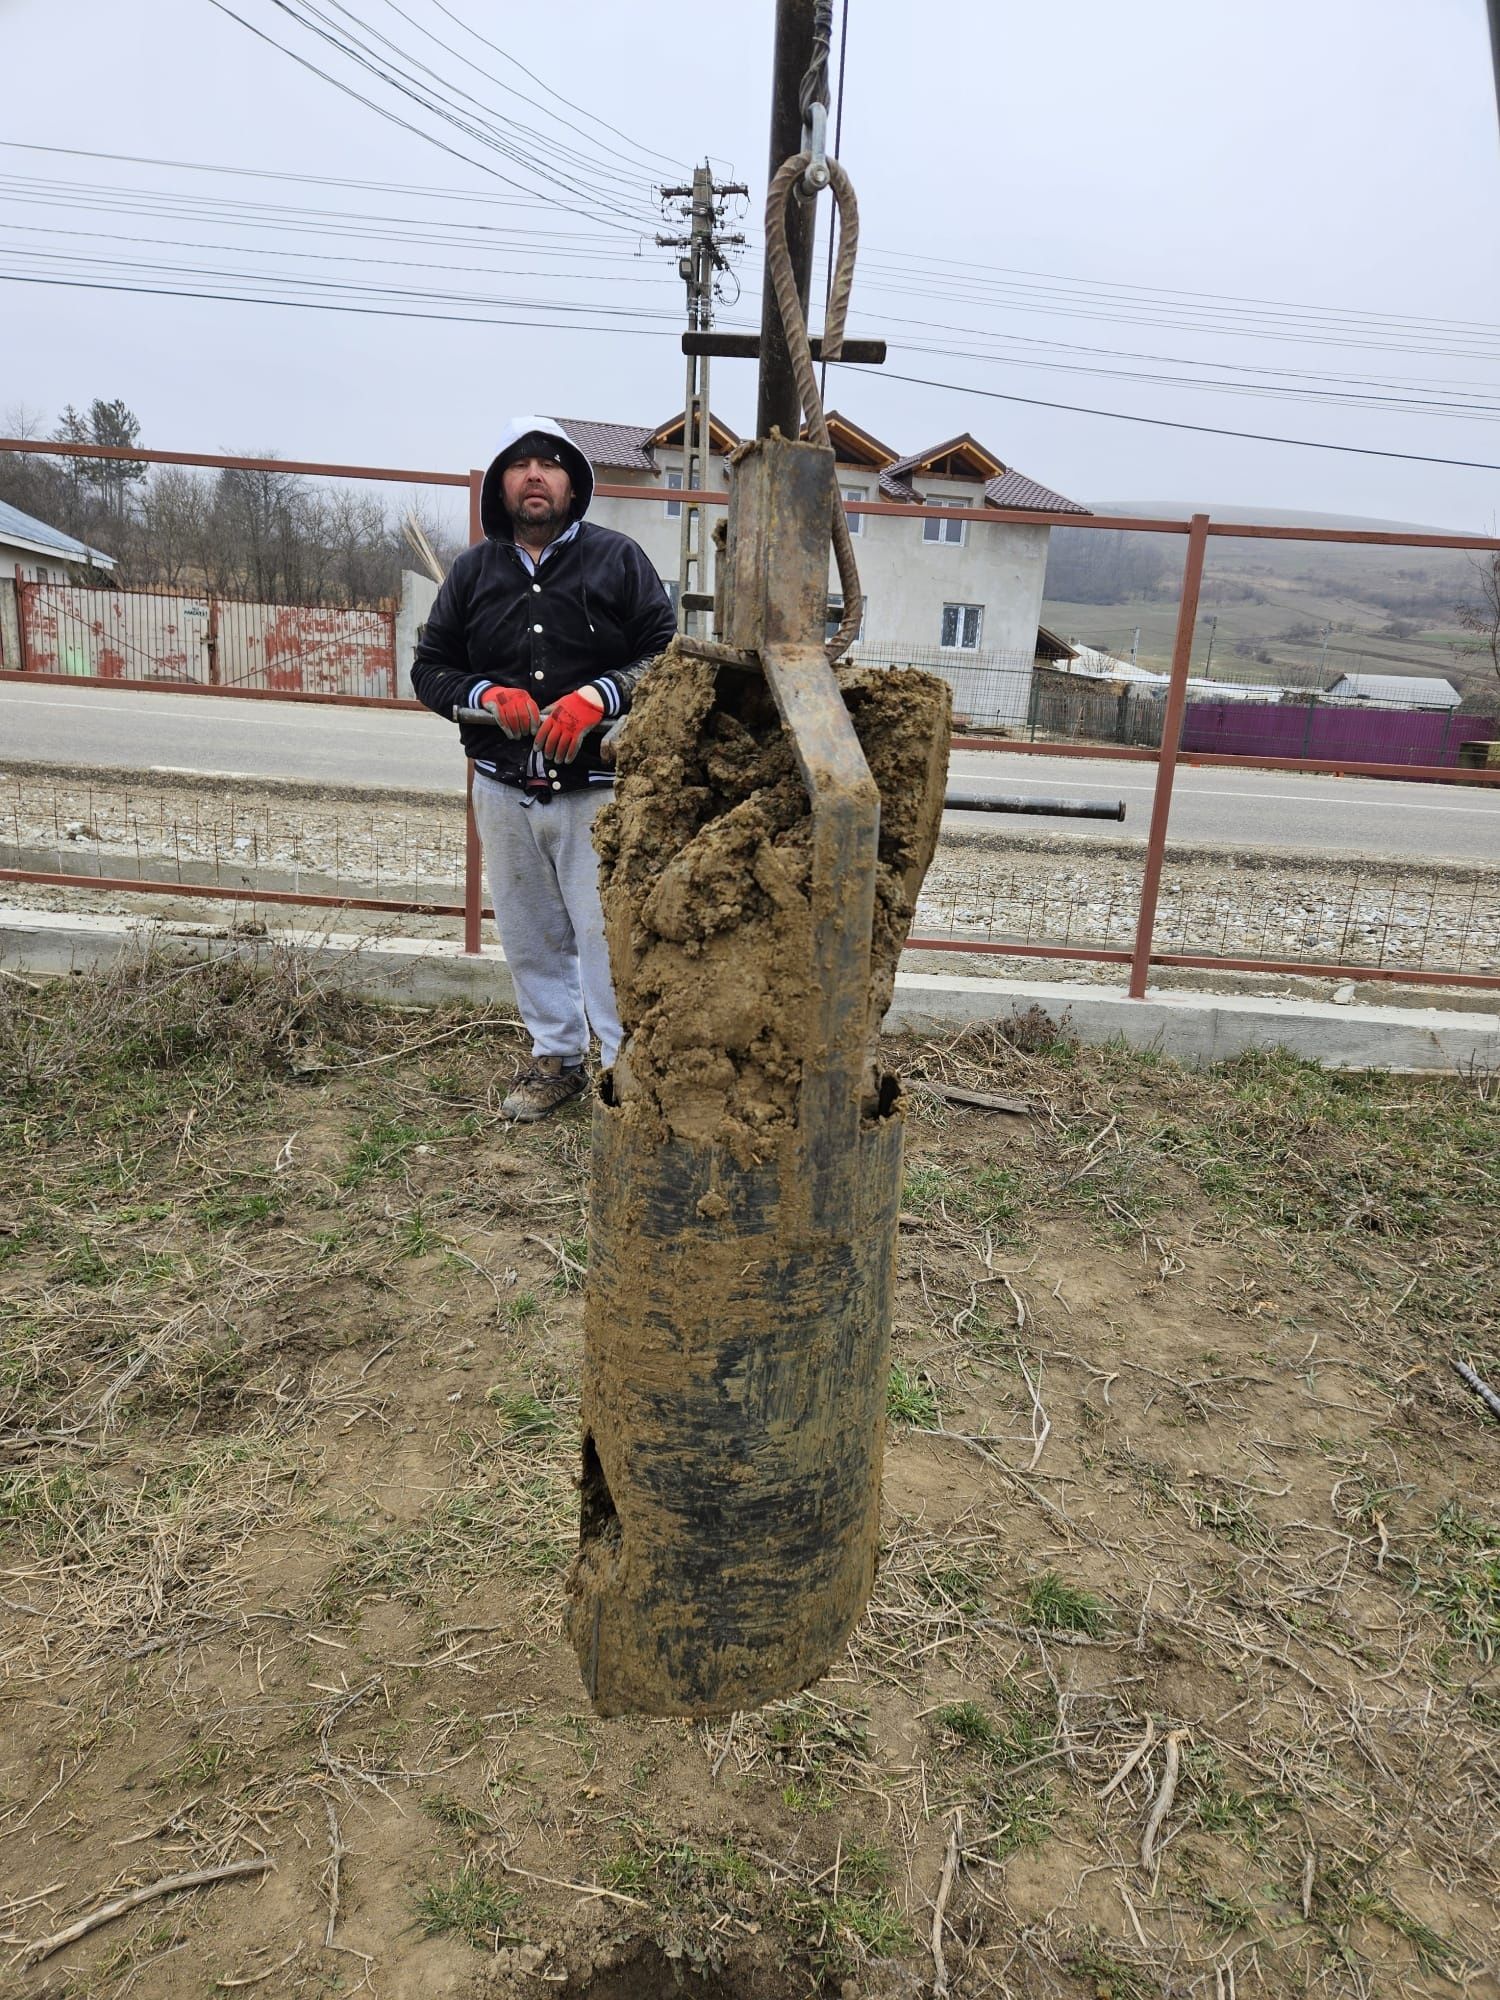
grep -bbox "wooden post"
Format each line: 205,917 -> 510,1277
1128,514 -> 1208,1000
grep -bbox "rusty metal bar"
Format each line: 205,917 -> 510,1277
0,437 -> 468,487
902,933 -> 1500,990
1128,512 -> 1209,1000
463,762 -> 484,956
4,439 -> 1500,551
0,668 -> 424,711
951,735 -> 1500,786
0,867 -> 475,919
1148,952 -> 1500,990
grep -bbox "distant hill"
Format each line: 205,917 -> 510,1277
1095,501 -> 1459,534
1042,502 -> 1495,702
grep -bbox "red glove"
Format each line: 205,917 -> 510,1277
478,684 -> 540,738
534,686 -> 605,764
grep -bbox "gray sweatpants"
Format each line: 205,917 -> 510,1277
471,775 -> 622,1069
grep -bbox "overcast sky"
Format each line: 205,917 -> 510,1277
3,0 -> 1498,532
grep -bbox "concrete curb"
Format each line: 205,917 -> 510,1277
4,906 -> 1496,1073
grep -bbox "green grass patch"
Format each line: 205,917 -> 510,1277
414,1865 -> 522,1950
886,1363 -> 939,1428
1020,1571 -> 1109,1637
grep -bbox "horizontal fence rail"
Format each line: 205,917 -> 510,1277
2,438 -> 1499,998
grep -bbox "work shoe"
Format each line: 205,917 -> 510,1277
501,1057 -> 587,1123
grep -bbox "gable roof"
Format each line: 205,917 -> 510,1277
1325,673 -> 1462,708
646,411 -> 741,453
815,411 -> 898,466
879,439 -> 1087,515
0,498 -> 116,570
551,415 -> 1086,514
887,432 -> 1007,482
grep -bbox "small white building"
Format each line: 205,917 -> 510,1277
0,499 -> 116,671
0,499 -> 116,583
1324,673 -> 1462,709
553,410 -> 1087,725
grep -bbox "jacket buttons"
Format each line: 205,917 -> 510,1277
551,781 -> 561,791
532,583 -> 541,594
533,670 -> 544,681
533,622 -> 543,633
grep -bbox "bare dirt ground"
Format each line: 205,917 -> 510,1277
1,955 -> 1496,2000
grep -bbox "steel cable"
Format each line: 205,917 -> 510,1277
764,148 -> 863,661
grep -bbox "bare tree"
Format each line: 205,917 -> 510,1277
1457,553 -> 1500,686
138,467 -> 213,589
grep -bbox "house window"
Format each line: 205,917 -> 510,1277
826,596 -> 865,644
664,580 -> 680,612
664,469 -> 683,518
35,566 -> 49,583
841,485 -> 868,536
923,497 -> 967,546
941,603 -> 983,650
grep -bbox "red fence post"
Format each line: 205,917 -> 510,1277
468,468 -> 484,546
12,567 -> 30,673
1128,512 -> 1209,1000
464,760 -> 483,956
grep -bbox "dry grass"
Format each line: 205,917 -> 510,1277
0,955 -> 1495,1998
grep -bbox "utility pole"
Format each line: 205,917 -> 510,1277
1202,612 -> 1218,677
658,164 -> 745,635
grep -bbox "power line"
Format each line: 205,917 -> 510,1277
860,246 -> 1500,342
0,269 -> 682,336
280,0 -> 669,198
371,0 -> 683,177
201,0 -> 651,234
419,0 -> 685,172
256,0 -> 661,225
849,364 -> 1500,473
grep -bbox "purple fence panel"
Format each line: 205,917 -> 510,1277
1181,701 -> 1498,767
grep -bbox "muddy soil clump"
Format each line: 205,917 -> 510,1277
595,651 -> 951,1160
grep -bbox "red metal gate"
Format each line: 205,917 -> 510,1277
16,582 -> 396,698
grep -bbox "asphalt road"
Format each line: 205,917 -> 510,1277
4,680 -> 1499,865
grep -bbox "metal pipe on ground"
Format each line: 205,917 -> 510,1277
943,792 -> 1125,820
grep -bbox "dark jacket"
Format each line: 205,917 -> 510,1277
411,418 -> 676,793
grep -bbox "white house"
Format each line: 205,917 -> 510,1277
0,499 -> 116,583
0,499 -> 116,671
1324,673 -> 1462,710
553,410 -> 1087,725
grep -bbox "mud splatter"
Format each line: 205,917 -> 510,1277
595,650 -> 951,1161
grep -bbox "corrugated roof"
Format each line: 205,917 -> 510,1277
551,418 -> 657,471
984,469 -> 1089,515
0,498 -> 116,569
1326,673 -> 1462,708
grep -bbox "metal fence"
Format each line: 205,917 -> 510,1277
2,437 -> 1499,998
11,580 -> 397,696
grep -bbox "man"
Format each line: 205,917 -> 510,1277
412,416 -> 676,1121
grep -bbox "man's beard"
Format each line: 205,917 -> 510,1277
514,494 -> 567,534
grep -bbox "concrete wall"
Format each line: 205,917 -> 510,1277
396,569 -> 439,699
0,574 -> 19,671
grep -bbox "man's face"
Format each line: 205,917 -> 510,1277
502,452 -> 573,532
